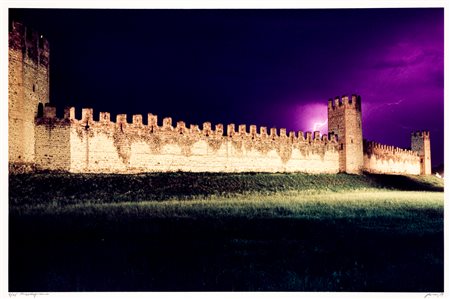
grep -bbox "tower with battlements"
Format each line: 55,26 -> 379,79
411,131 -> 432,175
8,21 -> 50,167
327,95 -> 364,174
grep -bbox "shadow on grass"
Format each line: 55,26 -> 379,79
363,173 -> 444,192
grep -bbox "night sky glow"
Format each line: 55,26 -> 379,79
9,9 -> 444,167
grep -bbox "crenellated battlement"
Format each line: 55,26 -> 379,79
36,106 -> 339,147
364,140 -> 418,157
411,130 -> 430,139
9,21 -> 50,67
35,104 -> 70,126
327,94 -> 361,111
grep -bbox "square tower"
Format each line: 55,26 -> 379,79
411,131 -> 431,175
327,94 -> 363,174
9,21 -> 50,165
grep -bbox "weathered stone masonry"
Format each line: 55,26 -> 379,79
9,21 -> 50,167
33,106 -> 340,173
327,95 -> 364,174
8,21 -> 432,175
363,140 -> 421,175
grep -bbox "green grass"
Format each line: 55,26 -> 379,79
9,171 -> 444,206
11,190 -> 443,219
10,190 -> 443,240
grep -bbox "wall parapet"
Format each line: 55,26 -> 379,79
36,106 -> 339,146
363,139 -> 418,158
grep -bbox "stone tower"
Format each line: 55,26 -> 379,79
8,21 -> 50,166
327,94 -> 363,174
411,131 -> 431,175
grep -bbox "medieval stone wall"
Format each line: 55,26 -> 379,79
363,140 -> 421,175
9,21 -> 50,164
32,106 -> 426,175
35,106 -> 71,171
34,107 -> 340,173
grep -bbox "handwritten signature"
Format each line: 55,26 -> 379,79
9,293 -> 49,298
424,294 -> 444,299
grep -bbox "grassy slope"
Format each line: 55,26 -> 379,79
9,172 -> 444,206
11,191 -> 443,228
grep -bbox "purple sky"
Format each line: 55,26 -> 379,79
268,9 -> 443,167
10,9 -> 444,167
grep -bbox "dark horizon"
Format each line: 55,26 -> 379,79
9,8 -> 444,167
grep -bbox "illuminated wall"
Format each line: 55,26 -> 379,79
363,140 -> 421,175
9,21 -> 50,167
34,106 -> 340,174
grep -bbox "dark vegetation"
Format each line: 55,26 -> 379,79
9,172 -> 444,292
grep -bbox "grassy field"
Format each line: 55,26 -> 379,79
9,171 -> 444,205
9,172 -> 444,292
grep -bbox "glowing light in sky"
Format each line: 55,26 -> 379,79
292,103 -> 328,135
313,119 -> 328,132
